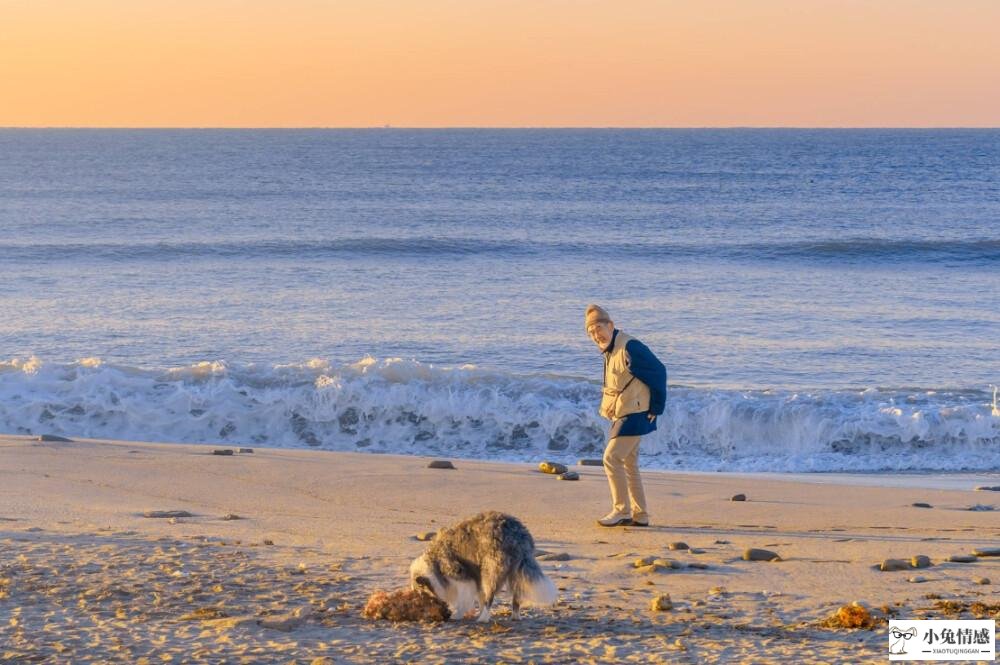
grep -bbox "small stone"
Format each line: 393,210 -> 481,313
212,449 -> 234,456
911,555 -> 931,569
731,494 -> 747,502
974,577 -> 991,585
743,548 -> 781,562
908,576 -> 927,583
222,513 -> 241,521
650,593 -> 673,611
974,486 -> 1000,492
167,517 -> 178,525
948,554 -> 977,563
578,459 -> 603,466
972,548 -> 1000,557
238,448 -> 254,454
427,460 -> 455,469
967,504 -> 995,511
143,510 -> 193,518
538,552 -> 571,562
37,434 -> 74,442
673,638 -> 686,650
538,461 -> 568,475
668,542 -> 689,551
708,586 -> 727,595
912,502 -> 933,508
651,558 -> 683,569
557,471 -> 579,481
414,532 -> 436,542
880,558 -> 909,571
263,539 -> 275,546
634,556 -> 657,568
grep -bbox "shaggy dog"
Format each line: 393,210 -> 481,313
409,511 -> 557,622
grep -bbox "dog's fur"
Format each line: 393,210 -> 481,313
409,511 -> 557,622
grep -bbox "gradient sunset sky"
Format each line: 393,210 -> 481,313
3,0 -> 998,127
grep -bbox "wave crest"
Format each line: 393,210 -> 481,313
6,237 -> 999,265
1,356 -> 997,472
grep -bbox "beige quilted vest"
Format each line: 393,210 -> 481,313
599,331 -> 651,420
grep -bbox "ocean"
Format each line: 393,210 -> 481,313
1,128 -> 998,472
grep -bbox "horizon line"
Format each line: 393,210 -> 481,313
3,125 -> 1000,131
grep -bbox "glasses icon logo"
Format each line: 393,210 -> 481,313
890,626 -> 917,655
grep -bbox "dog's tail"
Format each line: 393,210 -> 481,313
512,557 -> 558,606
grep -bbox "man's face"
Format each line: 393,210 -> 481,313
587,320 -> 615,350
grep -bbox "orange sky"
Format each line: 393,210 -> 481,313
3,0 -> 999,127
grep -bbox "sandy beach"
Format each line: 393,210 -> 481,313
2,434 -> 998,664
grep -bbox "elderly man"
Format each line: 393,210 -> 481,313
585,304 -> 667,527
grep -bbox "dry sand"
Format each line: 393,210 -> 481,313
1,434 -> 998,663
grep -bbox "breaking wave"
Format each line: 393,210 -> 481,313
2,356 -> 998,472
6,237 -> 999,265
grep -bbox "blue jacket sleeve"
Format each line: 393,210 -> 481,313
625,339 -> 667,416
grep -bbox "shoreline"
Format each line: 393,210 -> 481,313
15,433 -> 1000,490
2,434 -> 998,663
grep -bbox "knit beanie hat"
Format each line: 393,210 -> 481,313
584,304 -> 611,330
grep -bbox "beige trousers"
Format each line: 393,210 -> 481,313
602,434 -> 648,519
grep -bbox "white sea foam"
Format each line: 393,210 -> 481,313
1,356 -> 997,473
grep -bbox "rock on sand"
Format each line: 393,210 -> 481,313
538,552 -> 571,562
539,461 -> 568,475
743,548 -> 780,562
37,434 -> 74,442
948,554 -> 977,563
879,559 -> 909,572
143,510 -> 193,518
